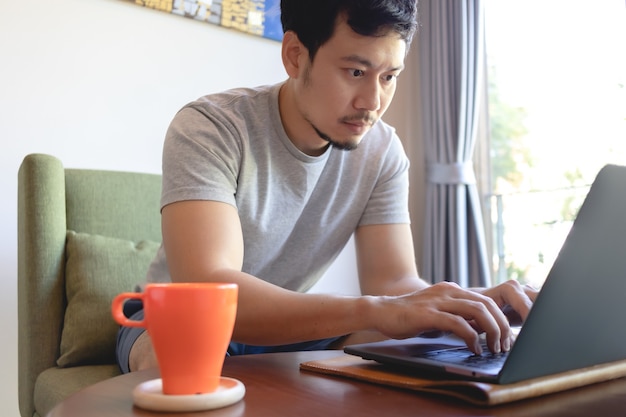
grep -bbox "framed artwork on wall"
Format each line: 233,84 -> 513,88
127,0 -> 283,42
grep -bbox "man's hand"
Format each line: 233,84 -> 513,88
475,280 -> 538,326
369,280 -> 535,355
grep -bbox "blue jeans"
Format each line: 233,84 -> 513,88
115,300 -> 344,373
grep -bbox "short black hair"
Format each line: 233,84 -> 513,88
280,0 -> 418,61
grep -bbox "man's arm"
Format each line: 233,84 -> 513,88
162,201 -> 526,346
161,199 -> 373,345
354,223 -> 427,296
129,201 -> 536,371
352,223 -> 536,348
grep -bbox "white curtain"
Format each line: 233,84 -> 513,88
419,0 -> 490,287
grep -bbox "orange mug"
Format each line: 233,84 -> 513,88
112,282 -> 238,395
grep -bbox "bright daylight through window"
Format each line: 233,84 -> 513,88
484,1 -> 626,287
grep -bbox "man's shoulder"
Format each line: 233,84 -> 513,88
356,118 -> 404,157
368,118 -> 397,140
190,83 -> 279,111
172,83 -> 280,132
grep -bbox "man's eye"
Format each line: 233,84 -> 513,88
350,69 -> 365,77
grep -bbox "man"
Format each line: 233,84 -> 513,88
117,0 -> 537,373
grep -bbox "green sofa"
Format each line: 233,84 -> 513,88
17,154 -> 162,417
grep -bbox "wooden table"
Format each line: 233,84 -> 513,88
47,350 -> 626,417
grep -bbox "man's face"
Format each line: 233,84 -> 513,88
289,17 -> 407,153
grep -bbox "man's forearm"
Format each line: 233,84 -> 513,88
204,268 -> 377,346
360,274 -> 430,297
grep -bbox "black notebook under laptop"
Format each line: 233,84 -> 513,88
345,164 -> 626,385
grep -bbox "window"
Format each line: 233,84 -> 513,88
482,1 -> 626,287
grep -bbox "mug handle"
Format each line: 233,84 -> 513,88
111,292 -> 146,327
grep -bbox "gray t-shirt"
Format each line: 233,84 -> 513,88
146,83 -> 411,292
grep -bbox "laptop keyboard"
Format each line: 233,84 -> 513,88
421,345 -> 509,370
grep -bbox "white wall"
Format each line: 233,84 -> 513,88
0,1 -> 424,415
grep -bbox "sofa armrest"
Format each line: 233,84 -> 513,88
18,154 -> 68,417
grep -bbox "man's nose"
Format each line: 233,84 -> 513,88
354,81 -> 381,112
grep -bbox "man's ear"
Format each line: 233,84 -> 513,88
281,31 -> 307,79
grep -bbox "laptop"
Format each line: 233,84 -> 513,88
345,164 -> 626,384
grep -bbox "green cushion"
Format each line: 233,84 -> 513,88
34,364 -> 121,417
57,231 -> 160,368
